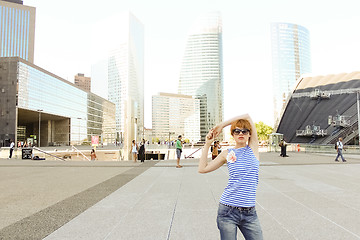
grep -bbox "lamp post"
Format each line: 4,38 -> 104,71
37,109 -> 43,147
357,92 -> 360,145
77,117 -> 81,145
134,118 -> 138,142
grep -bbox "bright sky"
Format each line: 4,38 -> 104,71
25,0 -> 360,128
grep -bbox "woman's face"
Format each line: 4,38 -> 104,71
232,128 -> 251,145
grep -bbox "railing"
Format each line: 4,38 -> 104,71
185,147 -> 202,159
32,147 -> 66,161
298,144 -> 360,154
71,145 -> 90,161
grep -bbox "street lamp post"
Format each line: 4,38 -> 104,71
77,117 -> 81,145
37,109 -> 43,147
357,92 -> 360,145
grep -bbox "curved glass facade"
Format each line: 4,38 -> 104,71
271,22 -> 311,122
178,12 -> 223,141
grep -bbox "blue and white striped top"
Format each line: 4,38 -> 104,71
219,145 -> 259,207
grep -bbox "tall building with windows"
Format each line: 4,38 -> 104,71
271,22 -> 311,123
74,73 -> 91,92
152,92 -> 200,143
178,12 -> 223,141
0,0 -> 35,63
91,12 -> 144,159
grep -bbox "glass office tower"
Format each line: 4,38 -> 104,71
178,12 -> 224,141
271,22 -> 311,123
107,12 -> 144,157
0,0 -> 35,63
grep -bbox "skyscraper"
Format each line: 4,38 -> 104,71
178,12 -> 223,141
271,22 -> 311,123
92,12 -> 144,159
0,0 -> 35,63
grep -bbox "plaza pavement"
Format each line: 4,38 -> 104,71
0,151 -> 360,240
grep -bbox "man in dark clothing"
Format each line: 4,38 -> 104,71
138,139 -> 146,162
279,139 -> 288,157
9,140 -> 15,158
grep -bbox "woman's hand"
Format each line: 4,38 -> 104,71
206,129 -> 216,145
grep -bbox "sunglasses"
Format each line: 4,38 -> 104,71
232,128 -> 250,135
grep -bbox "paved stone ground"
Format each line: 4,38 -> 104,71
0,151 -> 360,239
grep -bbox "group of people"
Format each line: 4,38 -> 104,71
131,139 -> 147,163
131,136 -> 185,167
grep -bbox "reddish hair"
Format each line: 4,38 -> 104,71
230,119 -> 252,135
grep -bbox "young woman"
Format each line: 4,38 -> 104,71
131,140 -> 138,162
198,114 -> 263,240
90,149 -> 97,161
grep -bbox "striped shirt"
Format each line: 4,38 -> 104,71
219,145 -> 259,207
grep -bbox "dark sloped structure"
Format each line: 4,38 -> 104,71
276,72 -> 360,145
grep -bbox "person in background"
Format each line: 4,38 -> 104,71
279,138 -> 288,157
132,140 -> 138,162
138,139 -> 146,162
335,137 -> 346,162
9,140 -> 15,159
176,135 -> 183,168
90,149 -> 97,161
212,141 -> 220,160
198,114 -> 263,240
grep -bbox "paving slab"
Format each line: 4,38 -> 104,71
0,151 -> 360,240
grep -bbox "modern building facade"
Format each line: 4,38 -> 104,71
102,12 -> 144,159
276,71 -> 360,145
178,12 -> 224,141
0,0 -> 35,63
152,92 -> 200,143
271,22 -> 311,123
74,73 -> 91,92
0,57 -> 115,147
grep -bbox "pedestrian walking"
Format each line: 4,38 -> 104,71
335,137 -> 346,162
90,149 -> 97,161
176,135 -> 183,168
9,139 -> 15,159
131,140 -> 138,162
138,139 -> 146,162
198,114 -> 263,240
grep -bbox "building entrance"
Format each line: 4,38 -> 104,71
17,108 -> 70,147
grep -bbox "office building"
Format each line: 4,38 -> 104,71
74,73 -> 91,92
0,57 -> 116,147
178,12 -> 224,141
91,12 -> 144,159
0,0 -> 35,62
271,22 -> 311,122
152,92 -> 200,143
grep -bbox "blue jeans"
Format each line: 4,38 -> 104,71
336,149 -> 345,161
176,148 -> 182,159
217,203 -> 263,240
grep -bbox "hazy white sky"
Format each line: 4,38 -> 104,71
25,0 -> 360,128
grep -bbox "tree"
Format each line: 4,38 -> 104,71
255,122 -> 273,141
